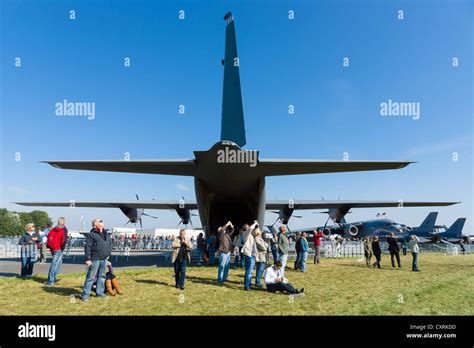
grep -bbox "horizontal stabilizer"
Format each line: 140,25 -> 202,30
41,160 -> 197,176
257,160 -> 414,176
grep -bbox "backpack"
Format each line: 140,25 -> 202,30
47,227 -> 62,250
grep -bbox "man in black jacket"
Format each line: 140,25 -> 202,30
294,232 -> 302,270
371,236 -> 382,269
387,233 -> 401,268
81,218 -> 112,301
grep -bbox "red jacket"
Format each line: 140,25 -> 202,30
47,226 -> 65,252
313,231 -> 324,247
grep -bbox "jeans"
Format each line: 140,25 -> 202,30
197,246 -> 203,263
314,245 -> 320,264
20,245 -> 36,277
255,261 -> 266,286
266,282 -> 297,294
208,247 -> 216,265
299,251 -> 308,272
233,252 -> 240,268
243,255 -> 255,289
271,247 -> 279,263
278,253 -> 288,276
217,252 -> 231,282
174,259 -> 187,288
82,259 -> 107,299
294,251 -> 301,270
47,250 -> 63,284
20,256 -> 34,277
390,251 -> 401,268
412,252 -> 419,271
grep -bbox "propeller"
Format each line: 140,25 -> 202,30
123,194 -> 158,229
175,196 -> 195,228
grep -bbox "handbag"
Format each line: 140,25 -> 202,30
30,246 -> 38,263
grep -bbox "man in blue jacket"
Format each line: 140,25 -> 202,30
81,218 -> 112,302
299,232 -> 309,272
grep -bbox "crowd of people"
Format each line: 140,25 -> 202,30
363,233 -> 421,271
110,234 -> 187,251
17,218 -> 68,284
18,216 -> 460,302
174,221 -> 305,295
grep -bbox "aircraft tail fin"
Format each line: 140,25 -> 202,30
417,212 -> 438,234
444,218 -> 466,238
220,12 -> 246,147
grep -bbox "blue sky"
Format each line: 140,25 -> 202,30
1,0 -> 472,232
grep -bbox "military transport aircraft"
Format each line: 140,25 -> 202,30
15,12 -> 458,236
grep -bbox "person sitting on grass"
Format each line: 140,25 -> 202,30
91,260 -> 122,296
264,260 -> 304,295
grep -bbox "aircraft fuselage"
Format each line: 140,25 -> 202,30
192,142 -> 265,235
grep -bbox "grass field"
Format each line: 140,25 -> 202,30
1,253 -> 473,316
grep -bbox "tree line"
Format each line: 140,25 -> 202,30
0,209 -> 53,237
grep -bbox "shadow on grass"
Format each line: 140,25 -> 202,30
187,276 -> 241,287
135,279 -> 170,287
43,286 -> 83,297
30,275 -> 49,284
0,272 -> 19,277
332,262 -> 410,271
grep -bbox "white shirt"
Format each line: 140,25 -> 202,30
39,230 -> 48,244
408,236 -> 420,253
264,265 -> 283,285
251,236 -> 257,257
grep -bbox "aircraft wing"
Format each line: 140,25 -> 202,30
14,201 -> 198,210
439,238 -> 454,244
265,200 -> 459,210
257,159 -> 413,176
40,160 -> 197,176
